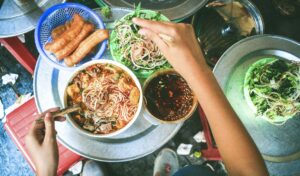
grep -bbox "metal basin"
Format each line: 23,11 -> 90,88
192,0 -> 264,66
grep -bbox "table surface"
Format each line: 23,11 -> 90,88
5,0 -> 300,174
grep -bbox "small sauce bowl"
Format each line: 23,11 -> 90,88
142,69 -> 198,125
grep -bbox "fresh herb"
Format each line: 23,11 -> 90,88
101,6 -> 112,18
244,58 -> 300,125
110,3 -> 170,78
134,3 -> 142,17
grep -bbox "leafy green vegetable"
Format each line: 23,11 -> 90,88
244,58 -> 300,125
101,6 -> 112,18
134,3 -> 141,17
110,4 -> 171,78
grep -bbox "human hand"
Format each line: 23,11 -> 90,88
133,18 -> 269,176
132,18 -> 209,83
25,108 -> 65,176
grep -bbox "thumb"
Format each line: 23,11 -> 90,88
44,113 -> 56,143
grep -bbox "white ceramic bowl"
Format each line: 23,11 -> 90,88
63,59 -> 143,138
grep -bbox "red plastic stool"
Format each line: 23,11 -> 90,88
198,107 -> 222,160
4,97 -> 81,176
0,37 -> 36,75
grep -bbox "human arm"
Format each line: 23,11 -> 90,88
25,108 -> 65,176
133,18 -> 268,176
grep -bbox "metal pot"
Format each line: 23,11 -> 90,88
192,0 -> 264,66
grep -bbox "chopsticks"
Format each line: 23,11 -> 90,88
35,104 -> 81,123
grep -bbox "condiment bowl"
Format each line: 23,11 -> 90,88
142,69 -> 198,125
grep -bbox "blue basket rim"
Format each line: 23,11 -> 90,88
34,2 -> 107,71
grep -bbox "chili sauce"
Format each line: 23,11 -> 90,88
145,73 -> 194,121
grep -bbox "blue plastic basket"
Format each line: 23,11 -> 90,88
35,3 -> 107,71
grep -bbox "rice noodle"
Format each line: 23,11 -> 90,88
245,58 -> 300,125
82,76 -> 137,122
67,64 -> 139,134
114,23 -> 167,70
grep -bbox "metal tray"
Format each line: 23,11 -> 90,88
214,34 -> 300,158
33,7 -> 182,162
0,0 -> 64,38
102,0 -> 208,21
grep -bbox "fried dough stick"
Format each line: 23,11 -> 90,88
45,14 -> 84,53
65,29 -> 109,67
51,21 -> 72,40
54,23 -> 95,60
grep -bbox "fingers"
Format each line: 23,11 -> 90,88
26,108 -> 62,148
44,113 -> 57,144
25,121 -> 40,146
37,107 -> 60,121
36,107 -> 62,123
44,107 -> 66,122
28,118 -> 45,134
42,107 -> 60,114
133,18 -> 174,35
55,116 -> 66,122
138,28 -> 168,51
47,107 -> 60,113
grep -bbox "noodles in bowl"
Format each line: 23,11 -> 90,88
110,7 -> 171,78
64,60 -> 142,138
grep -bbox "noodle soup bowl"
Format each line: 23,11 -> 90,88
63,59 -> 143,139
142,69 -> 198,125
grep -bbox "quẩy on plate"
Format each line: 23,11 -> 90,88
44,14 -> 109,67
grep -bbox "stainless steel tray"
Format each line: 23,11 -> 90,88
0,0 -> 64,38
103,0 -> 208,21
214,35 -> 300,173
33,7 -> 182,162
214,35 -> 300,175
